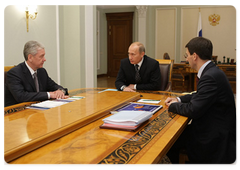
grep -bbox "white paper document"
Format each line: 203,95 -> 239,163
103,111 -> 153,126
30,100 -> 68,109
137,99 -> 161,104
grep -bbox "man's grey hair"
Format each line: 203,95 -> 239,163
23,41 -> 45,61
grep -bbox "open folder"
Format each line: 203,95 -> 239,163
100,111 -> 153,131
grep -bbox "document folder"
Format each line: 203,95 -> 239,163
100,111 -> 153,131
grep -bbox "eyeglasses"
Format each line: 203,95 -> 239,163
184,53 -> 188,58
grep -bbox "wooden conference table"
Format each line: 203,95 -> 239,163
4,88 -> 189,164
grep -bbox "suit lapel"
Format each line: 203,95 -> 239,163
22,62 -> 37,92
139,55 -> 147,75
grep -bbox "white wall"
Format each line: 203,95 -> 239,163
4,5 -> 59,82
181,6 -> 236,63
147,5 -> 236,63
4,5 -> 97,91
59,6 -> 82,90
155,8 -> 176,60
59,5 -> 97,90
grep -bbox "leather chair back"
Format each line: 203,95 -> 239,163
156,59 -> 174,91
2,66 -> 14,105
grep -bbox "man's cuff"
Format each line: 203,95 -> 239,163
47,92 -> 50,99
177,97 -> 181,102
121,85 -> 126,91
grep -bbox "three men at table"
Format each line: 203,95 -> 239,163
5,41 -> 68,107
165,37 -> 236,163
115,42 -> 161,92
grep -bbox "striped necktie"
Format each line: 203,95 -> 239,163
33,72 -> 39,92
135,64 -> 141,83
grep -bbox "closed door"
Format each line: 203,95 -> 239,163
106,12 -> 133,77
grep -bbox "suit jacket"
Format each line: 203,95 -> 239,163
115,55 -> 161,91
5,62 -> 68,107
169,62 -> 236,163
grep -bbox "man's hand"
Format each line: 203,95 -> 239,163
165,97 -> 178,107
123,87 -> 135,92
123,84 -> 136,92
49,90 -> 68,99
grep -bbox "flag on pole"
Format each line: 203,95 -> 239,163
197,11 -> 202,37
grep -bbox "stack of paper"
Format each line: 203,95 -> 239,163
100,111 -> 153,131
27,100 -> 69,110
27,96 -> 85,110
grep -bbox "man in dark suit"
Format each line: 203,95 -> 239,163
5,41 -> 68,107
165,37 -> 236,163
115,42 -> 161,92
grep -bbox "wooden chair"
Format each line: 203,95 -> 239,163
218,65 -> 236,93
2,66 -> 14,105
171,64 -> 189,92
211,55 -> 218,64
156,59 -> 174,92
163,53 -> 170,59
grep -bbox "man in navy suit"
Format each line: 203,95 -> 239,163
165,37 -> 236,163
5,41 -> 68,107
115,42 -> 161,92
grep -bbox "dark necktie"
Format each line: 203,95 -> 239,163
135,64 -> 141,83
196,76 -> 200,86
33,72 -> 39,92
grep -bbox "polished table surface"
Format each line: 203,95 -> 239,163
5,88 -> 189,164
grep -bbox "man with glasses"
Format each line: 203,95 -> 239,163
165,37 -> 236,163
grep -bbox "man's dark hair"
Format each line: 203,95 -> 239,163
185,37 -> 213,60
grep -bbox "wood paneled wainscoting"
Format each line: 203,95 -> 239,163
172,63 -> 236,93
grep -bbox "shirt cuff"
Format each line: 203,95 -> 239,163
177,97 -> 181,102
121,85 -> 126,91
47,92 -> 50,99
134,84 -> 137,90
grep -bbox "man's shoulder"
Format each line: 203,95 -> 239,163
8,62 -> 25,73
37,67 -> 48,75
144,55 -> 158,64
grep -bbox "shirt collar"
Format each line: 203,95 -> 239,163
197,60 -> 211,79
25,61 -> 36,76
135,56 -> 144,69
